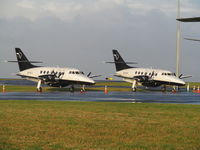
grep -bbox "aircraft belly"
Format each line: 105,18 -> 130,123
46,79 -> 94,87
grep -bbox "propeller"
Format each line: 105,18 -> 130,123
150,71 -> 154,78
87,72 -> 102,78
175,73 -> 192,79
179,74 -> 192,79
87,72 -> 92,77
179,74 -> 183,79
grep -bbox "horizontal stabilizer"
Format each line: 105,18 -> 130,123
177,17 -> 200,22
184,38 -> 200,42
7,60 -> 43,63
106,61 -> 137,64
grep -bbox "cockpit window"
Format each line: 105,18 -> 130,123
69,71 -> 84,75
162,72 -> 176,76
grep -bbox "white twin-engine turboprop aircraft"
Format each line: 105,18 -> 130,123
12,48 -> 95,92
109,50 -> 186,92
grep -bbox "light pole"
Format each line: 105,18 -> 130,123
176,0 -> 181,78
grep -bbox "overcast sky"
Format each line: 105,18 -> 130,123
0,0 -> 200,81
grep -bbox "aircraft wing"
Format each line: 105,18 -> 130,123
133,76 -> 150,82
117,75 -> 150,82
185,38 -> 200,42
177,17 -> 200,22
38,74 -> 61,82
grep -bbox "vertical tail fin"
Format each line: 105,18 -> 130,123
15,48 -> 37,71
112,50 -> 133,71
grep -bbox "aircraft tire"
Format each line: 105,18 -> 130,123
70,85 -> 75,93
132,87 -> 137,92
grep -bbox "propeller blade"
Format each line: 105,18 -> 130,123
87,72 -> 92,77
179,74 -> 183,78
89,75 -> 102,78
179,75 -> 192,79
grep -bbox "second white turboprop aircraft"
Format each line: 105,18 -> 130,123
109,50 -> 186,92
11,48 -> 95,92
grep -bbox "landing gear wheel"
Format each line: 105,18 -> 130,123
70,85 -> 75,93
37,87 -> 42,92
161,86 -> 166,92
81,85 -> 86,93
131,80 -> 137,92
132,87 -> 137,92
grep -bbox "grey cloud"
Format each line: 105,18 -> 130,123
0,0 -> 200,81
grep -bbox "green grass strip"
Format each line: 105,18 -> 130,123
0,101 -> 200,150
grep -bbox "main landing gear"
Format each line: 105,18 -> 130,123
172,86 -> 179,93
37,80 -> 42,92
80,85 -> 86,93
161,85 -> 169,92
132,80 -> 137,92
161,85 -> 166,92
70,85 -> 75,93
70,85 -> 86,93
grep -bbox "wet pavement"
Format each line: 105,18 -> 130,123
0,79 -> 200,104
0,91 -> 200,104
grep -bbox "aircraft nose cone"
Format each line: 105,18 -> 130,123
179,80 -> 186,86
87,78 -> 95,85
175,78 -> 185,86
79,76 -> 95,85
